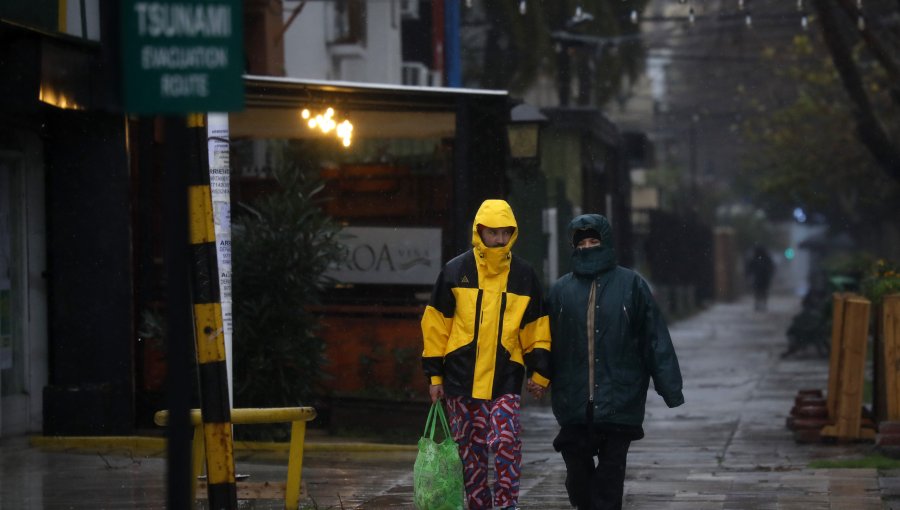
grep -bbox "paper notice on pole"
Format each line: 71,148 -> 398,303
207,112 -> 233,404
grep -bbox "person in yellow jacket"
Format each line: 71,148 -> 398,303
421,199 -> 551,510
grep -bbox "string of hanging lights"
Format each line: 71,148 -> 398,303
466,0 -> 875,34
300,107 -> 353,148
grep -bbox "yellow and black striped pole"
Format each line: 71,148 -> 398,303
185,113 -> 237,509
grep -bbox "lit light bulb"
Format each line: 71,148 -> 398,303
302,107 -> 354,148
519,0 -> 526,15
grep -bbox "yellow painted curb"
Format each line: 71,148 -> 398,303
29,436 -> 417,454
31,435 -> 166,453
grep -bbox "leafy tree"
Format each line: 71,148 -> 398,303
231,148 -> 343,409
739,33 -> 900,250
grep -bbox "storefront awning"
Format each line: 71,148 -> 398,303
243,75 -> 508,111
234,76 -> 509,141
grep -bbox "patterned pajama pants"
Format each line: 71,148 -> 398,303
446,394 -> 522,510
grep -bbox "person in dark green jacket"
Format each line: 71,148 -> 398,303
548,213 -> 684,510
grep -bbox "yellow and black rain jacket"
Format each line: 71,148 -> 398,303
421,200 -> 551,400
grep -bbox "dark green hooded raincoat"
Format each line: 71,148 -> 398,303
548,214 -> 684,438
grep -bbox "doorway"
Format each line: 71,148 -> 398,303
0,142 -> 48,436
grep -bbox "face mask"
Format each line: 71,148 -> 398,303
572,244 -> 616,276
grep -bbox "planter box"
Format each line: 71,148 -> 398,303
318,308 -> 427,398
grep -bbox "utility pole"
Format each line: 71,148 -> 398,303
162,116 -> 195,510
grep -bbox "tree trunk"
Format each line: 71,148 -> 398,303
811,0 -> 900,184
835,0 -> 900,107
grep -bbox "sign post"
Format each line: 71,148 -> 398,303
121,3 -> 244,509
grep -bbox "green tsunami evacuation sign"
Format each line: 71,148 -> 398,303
121,1 -> 244,113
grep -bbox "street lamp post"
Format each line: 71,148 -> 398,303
506,102 -> 549,285
507,102 -> 548,162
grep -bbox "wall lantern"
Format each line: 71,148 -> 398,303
301,107 -> 353,147
507,103 -> 548,161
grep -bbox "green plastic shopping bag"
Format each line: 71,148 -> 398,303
413,401 -> 464,510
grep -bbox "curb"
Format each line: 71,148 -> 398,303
29,435 -> 417,455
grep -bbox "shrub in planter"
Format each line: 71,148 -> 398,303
861,259 -> 900,305
231,161 -> 342,417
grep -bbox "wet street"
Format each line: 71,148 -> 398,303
1,293 -> 894,509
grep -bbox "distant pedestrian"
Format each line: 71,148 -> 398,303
745,245 -> 775,312
548,214 -> 684,510
421,199 -> 551,510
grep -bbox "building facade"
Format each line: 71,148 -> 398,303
0,0 -> 639,435
0,2 -> 133,436
0,0 -> 525,434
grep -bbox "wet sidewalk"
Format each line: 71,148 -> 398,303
518,293 -> 884,510
0,293 -> 893,509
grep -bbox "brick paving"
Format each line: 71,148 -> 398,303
1,293 -> 895,509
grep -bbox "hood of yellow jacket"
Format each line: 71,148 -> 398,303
471,199 -> 518,276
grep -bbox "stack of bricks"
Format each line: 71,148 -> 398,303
787,389 -> 829,443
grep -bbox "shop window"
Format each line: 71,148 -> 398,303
230,137 -> 452,225
229,108 -> 457,226
229,104 -> 464,307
